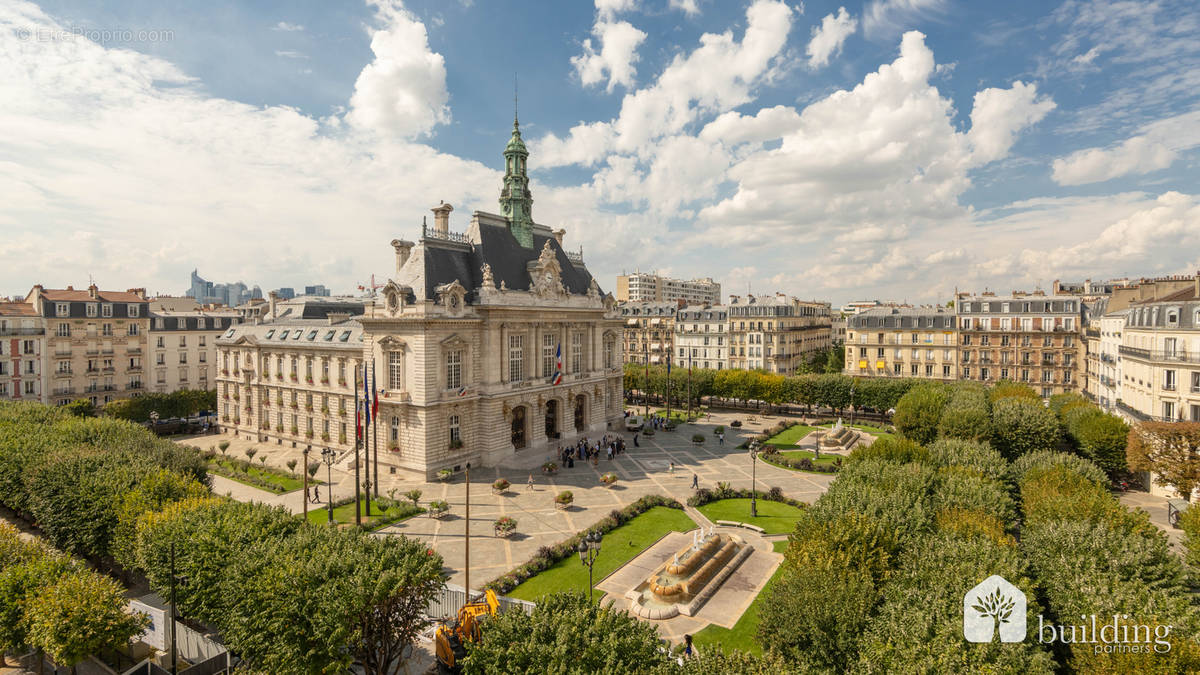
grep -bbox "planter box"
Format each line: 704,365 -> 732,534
492,488 -> 505,496
555,501 -> 571,510
494,529 -> 515,538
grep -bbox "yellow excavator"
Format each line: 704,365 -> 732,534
434,589 -> 500,672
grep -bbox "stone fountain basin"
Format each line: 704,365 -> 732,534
626,532 -> 751,620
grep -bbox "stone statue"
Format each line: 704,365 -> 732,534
673,553 -> 679,565
480,263 -> 495,288
835,417 -> 843,429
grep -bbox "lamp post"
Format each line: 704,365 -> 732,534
849,385 -> 856,427
577,531 -> 603,602
302,446 -> 311,519
749,440 -> 760,517
321,447 -> 335,525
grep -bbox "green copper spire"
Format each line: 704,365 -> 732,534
500,105 -> 534,248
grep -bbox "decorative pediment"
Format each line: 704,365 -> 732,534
602,329 -> 619,340
377,336 -> 407,352
231,334 -> 258,346
435,280 -> 467,315
528,241 -> 566,300
440,333 -> 469,349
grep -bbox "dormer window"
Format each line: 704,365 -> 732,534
86,303 -> 98,317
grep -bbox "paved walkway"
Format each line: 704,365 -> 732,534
1119,490 -> 1186,553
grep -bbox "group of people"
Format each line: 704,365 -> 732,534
556,434 -> 627,468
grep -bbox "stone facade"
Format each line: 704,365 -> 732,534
727,294 -> 832,374
674,305 -> 729,370
955,291 -> 1084,397
149,307 -> 241,394
1117,285 -> 1200,424
0,302 -> 43,402
845,307 -> 958,381
25,285 -> 151,406
616,272 -> 721,305
620,302 -> 680,365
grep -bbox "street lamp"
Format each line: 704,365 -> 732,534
302,446 -> 311,519
577,531 -> 603,602
749,440 -> 760,517
849,385 -> 856,427
321,447 -> 335,525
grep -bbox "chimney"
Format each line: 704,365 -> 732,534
88,284 -> 99,299
127,287 -> 146,300
1195,271 -> 1199,299
268,291 -> 278,320
431,201 -> 453,236
553,229 -> 565,246
391,239 -> 414,273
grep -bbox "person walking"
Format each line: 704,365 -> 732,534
527,473 -> 535,491
691,473 -> 699,489
633,432 -> 639,447
683,634 -> 694,658
669,461 -> 674,474
312,485 -> 320,504
718,432 -> 724,446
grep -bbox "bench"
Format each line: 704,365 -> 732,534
713,519 -> 765,534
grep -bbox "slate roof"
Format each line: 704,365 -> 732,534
40,288 -> 145,303
419,221 -> 598,303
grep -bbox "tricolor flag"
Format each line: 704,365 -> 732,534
363,364 -> 371,427
552,343 -> 563,385
457,386 -> 468,397
371,368 -> 378,420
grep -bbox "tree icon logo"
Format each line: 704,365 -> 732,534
963,575 -> 1026,643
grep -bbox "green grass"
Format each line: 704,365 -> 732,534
506,506 -> 696,602
818,422 -> 895,440
692,540 -> 788,657
305,500 -> 421,529
208,457 -> 310,493
762,424 -> 817,446
776,450 -> 840,466
695,499 -> 805,535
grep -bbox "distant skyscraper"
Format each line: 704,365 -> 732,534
276,287 -> 295,300
251,285 -> 263,300
304,285 -> 330,297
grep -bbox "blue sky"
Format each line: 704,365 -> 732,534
2,0 -> 1198,305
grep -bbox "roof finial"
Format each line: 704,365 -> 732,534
513,74 -> 519,128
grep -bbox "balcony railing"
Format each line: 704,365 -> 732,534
0,327 -> 44,336
1119,346 -> 1200,364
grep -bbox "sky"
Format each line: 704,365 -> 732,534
2,0 -> 1199,306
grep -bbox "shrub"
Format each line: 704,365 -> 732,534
600,472 -> 618,485
714,426 -> 725,434
937,385 -> 991,442
437,469 -> 453,481
428,500 -> 449,516
692,434 -> 705,443
1009,450 -> 1108,486
849,436 -> 928,465
1062,406 -> 1129,476
541,462 -> 558,473
988,381 -> 1038,403
404,489 -> 422,507
493,517 -> 517,535
492,479 -> 510,492
730,420 -> 742,427
555,491 -> 574,505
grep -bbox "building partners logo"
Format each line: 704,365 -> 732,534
964,575 -> 1027,643
1038,616 -> 1172,655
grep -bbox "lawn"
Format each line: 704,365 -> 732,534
775,450 -> 840,467
208,457 -> 311,493
762,424 -> 817,446
692,540 -> 788,656
305,500 -> 421,529
695,498 -> 805,535
818,422 -> 895,440
506,506 -> 696,602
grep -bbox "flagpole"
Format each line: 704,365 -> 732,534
643,343 -> 649,419
354,362 -> 361,527
372,359 -> 380,499
363,363 -> 371,518
687,352 -> 693,422
666,355 -> 672,425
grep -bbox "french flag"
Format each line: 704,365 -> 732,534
552,343 -> 563,385
457,386 -> 468,397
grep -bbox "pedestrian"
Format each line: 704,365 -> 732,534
527,473 -> 534,491
669,461 -> 674,474
634,432 -> 639,447
313,485 -> 321,503
718,432 -> 724,446
692,473 -> 699,489
684,634 -> 693,658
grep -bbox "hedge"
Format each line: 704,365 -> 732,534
989,397 -> 1060,459
483,495 -> 682,595
686,485 -> 805,509
892,383 -> 950,445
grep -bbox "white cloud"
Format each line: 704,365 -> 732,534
967,81 -> 1056,164
669,0 -> 700,16
274,50 -> 307,59
571,20 -> 648,93
595,0 -> 637,21
862,0 -> 946,39
273,21 -> 305,32
806,6 -> 856,68
346,0 -> 450,139
1051,109 -> 1200,185
698,105 -> 803,147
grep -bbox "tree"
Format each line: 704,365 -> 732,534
26,569 -> 147,673
111,469 -> 208,571
893,384 -> 949,444
462,592 -> 669,674
989,398 -> 1059,460
286,459 -> 298,475
1063,407 -> 1129,477
64,399 -> 95,418
405,490 -> 422,507
1127,422 -> 1200,500
0,551 -> 77,667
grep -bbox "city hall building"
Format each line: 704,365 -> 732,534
216,116 -> 623,478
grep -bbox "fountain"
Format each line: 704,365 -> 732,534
625,527 -> 751,620
821,417 -> 858,450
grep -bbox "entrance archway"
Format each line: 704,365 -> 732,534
574,395 -> 586,432
511,405 -> 527,449
545,399 -> 558,439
